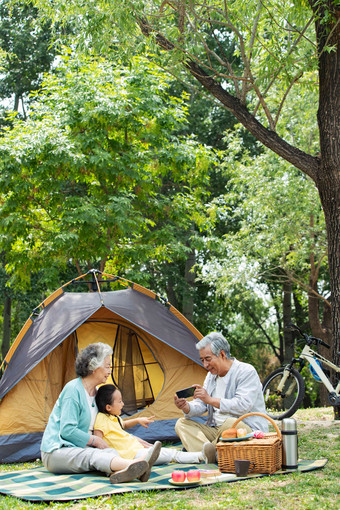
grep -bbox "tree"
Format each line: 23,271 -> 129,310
129,1 -> 339,357
0,54 -> 215,298
8,2 -> 340,410
0,0 -> 57,359
0,0 -> 56,116
30,0 -> 338,396
121,0 -> 339,413
207,137 -> 329,349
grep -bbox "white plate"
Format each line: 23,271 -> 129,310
219,433 -> 254,442
169,478 -> 201,486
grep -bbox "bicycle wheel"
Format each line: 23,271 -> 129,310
262,367 -> 305,420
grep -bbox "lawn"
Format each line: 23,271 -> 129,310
0,408 -> 339,510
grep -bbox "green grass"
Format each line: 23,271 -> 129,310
0,408 -> 339,510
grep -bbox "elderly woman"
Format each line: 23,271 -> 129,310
41,342 -> 157,483
174,332 -> 268,455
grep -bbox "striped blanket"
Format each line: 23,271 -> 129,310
0,459 -> 327,502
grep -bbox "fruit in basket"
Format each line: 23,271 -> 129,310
171,470 -> 186,482
221,427 -> 237,439
253,430 -> 264,439
236,428 -> 248,438
186,470 -> 201,482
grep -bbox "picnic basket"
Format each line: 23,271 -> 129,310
216,412 -> 282,474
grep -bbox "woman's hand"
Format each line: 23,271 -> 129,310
93,436 -> 110,449
90,432 -> 109,449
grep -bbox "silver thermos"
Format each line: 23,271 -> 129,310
281,418 -> 298,470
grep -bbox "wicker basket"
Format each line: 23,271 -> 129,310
216,412 -> 282,474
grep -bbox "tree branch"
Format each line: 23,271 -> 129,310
186,58 -> 319,179
244,304 -> 281,360
137,16 -> 320,181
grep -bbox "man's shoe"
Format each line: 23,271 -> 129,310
202,442 -> 216,464
139,440 -> 162,482
109,460 -> 148,484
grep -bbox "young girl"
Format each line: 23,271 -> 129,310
93,384 -> 215,476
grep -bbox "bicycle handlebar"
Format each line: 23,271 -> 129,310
310,336 -> 330,349
287,323 -> 330,349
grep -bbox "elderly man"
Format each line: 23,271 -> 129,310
174,332 -> 268,454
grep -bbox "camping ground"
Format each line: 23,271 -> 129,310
0,408 -> 339,510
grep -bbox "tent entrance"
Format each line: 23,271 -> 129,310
112,327 -> 162,415
76,318 -> 164,415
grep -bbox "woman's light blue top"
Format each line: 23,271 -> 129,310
41,377 -> 91,453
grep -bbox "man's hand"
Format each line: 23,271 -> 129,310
192,384 -> 211,404
192,384 -> 220,408
174,394 -> 190,414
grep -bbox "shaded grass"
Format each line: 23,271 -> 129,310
0,408 -> 339,510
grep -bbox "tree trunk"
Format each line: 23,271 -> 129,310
292,289 -> 306,328
1,294 -> 11,362
13,93 -> 19,112
283,280 -> 294,364
182,247 -> 195,323
312,0 -> 340,418
166,272 -> 179,310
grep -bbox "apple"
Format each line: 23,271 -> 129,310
186,469 -> 201,482
171,470 -> 186,482
253,430 -> 264,439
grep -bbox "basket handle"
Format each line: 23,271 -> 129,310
232,412 -> 281,439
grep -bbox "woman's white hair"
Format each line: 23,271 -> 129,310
75,342 -> 112,377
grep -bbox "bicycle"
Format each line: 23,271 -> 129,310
262,323 -> 340,420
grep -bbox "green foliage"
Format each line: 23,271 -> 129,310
0,53 -> 216,286
221,152 -> 326,280
1,0 -> 333,364
192,121 -> 327,362
0,0 -> 56,115
29,0 -> 321,132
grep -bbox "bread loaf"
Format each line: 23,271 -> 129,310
221,427 -> 237,439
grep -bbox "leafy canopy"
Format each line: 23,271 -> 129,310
0,53 -> 216,282
30,0 -> 320,133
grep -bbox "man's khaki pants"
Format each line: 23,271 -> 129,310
175,417 -> 252,452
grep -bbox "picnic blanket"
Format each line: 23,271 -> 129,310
0,459 -> 328,502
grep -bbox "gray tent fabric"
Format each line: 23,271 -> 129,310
0,288 -> 202,400
102,289 -> 201,363
0,291 -> 102,399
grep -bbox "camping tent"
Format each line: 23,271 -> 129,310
0,270 -> 206,463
